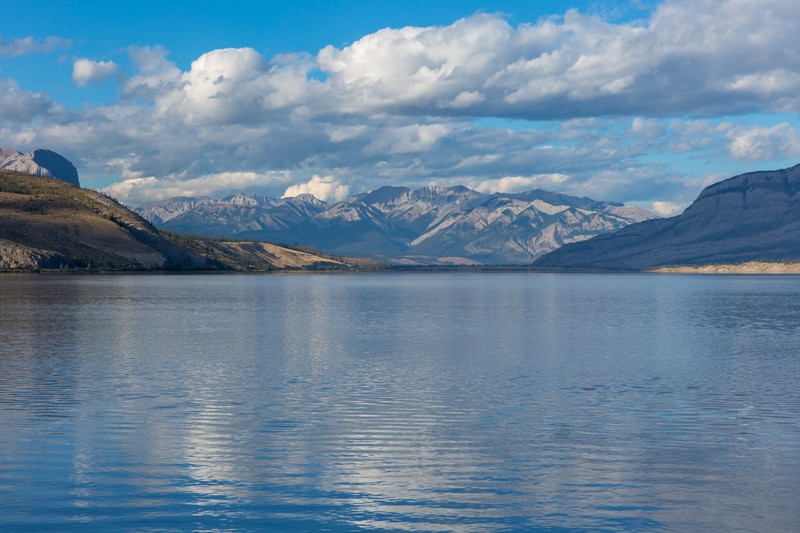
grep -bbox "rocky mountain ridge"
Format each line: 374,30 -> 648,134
535,164 -> 800,269
0,148 -> 80,187
137,185 -> 657,264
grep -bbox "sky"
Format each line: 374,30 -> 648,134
3,0 -> 800,214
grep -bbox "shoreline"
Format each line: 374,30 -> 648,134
649,260 -> 800,274
5,260 -> 800,275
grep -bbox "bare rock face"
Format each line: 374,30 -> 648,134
535,164 -> 800,269
0,239 -> 68,269
0,148 -> 80,187
0,148 -> 20,161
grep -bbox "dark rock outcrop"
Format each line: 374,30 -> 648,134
535,164 -> 800,269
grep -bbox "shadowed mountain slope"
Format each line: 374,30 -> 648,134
535,164 -> 800,269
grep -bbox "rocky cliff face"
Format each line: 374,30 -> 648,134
535,164 -> 800,269
136,185 -> 657,265
0,148 -> 80,187
0,239 -> 69,269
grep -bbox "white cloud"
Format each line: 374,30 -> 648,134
630,117 -> 665,138
0,36 -> 70,57
64,1 -> 800,127
72,58 -> 119,87
363,124 -> 452,155
310,1 -> 800,118
102,171 -> 291,206
651,201 -> 685,216
475,174 -> 569,194
122,46 -> 182,101
110,1 -> 800,126
100,176 -> 158,204
326,124 -> 368,143
727,123 -> 800,163
149,47 -> 323,125
283,175 -> 349,202
443,91 -> 485,109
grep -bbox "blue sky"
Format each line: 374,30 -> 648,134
2,0 -> 800,213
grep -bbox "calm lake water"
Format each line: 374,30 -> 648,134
0,272 -> 798,532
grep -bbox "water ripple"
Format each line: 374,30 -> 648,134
1,273 -> 799,531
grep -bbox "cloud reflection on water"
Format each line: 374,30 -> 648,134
0,274 -> 798,531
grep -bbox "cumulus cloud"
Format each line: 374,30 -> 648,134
146,47 -> 323,125
122,46 -> 182,101
283,176 -> 349,202
630,117 -> 665,138
117,1 -> 800,127
362,124 -> 452,155
651,201 -> 686,216
0,36 -> 71,57
102,171 -> 293,205
727,123 -> 800,163
474,174 -> 570,194
309,0 -> 800,119
72,58 -> 119,87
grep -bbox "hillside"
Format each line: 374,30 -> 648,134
0,170 -> 375,272
137,185 -> 657,265
535,164 -> 800,270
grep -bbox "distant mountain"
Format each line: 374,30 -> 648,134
0,148 -> 80,187
535,164 -> 800,270
137,185 -> 656,264
0,169 -> 377,271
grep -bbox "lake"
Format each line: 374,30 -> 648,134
0,272 -> 798,532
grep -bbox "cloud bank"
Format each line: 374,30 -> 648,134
2,0 -> 800,211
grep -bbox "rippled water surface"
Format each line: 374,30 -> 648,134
1,272 -> 799,532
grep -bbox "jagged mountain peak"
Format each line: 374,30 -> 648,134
414,184 -> 478,199
281,193 -> 325,207
355,186 -> 413,205
222,192 -> 262,206
506,189 -> 621,210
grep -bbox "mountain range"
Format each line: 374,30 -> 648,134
136,186 -> 657,265
8,147 -> 800,271
535,164 -> 800,269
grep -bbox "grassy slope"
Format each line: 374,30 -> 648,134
0,170 -> 384,272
